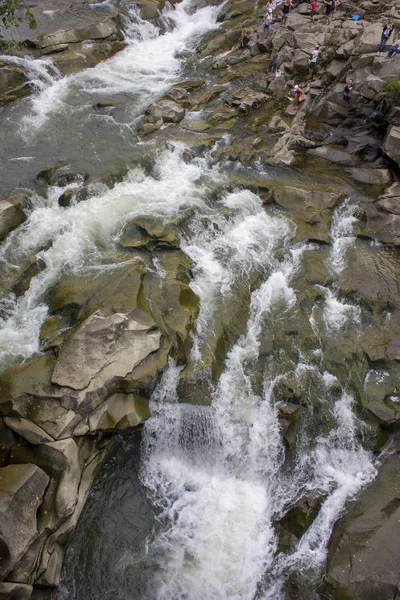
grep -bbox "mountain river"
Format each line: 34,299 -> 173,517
1,0 -> 390,598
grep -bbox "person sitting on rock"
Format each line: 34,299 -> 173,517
324,0 -> 333,24
342,78 -> 353,102
240,30 -> 250,50
308,44 -> 320,76
293,85 -> 306,109
309,0 -> 318,22
281,0 -> 293,26
267,53 -> 279,76
387,32 -> 400,58
377,19 -> 394,53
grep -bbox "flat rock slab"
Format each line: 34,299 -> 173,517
51,312 -> 161,390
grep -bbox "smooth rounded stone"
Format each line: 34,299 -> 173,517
145,99 -> 186,124
137,118 -> 163,137
0,582 -> 33,600
272,185 -> 342,211
0,464 -> 49,579
0,195 -> 27,242
348,167 -> 393,185
320,453 -> 400,600
120,222 -> 150,248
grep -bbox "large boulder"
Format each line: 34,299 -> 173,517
321,453 -> 400,600
51,311 -> 162,390
383,125 -> 400,167
0,464 -> 49,579
353,22 -> 384,54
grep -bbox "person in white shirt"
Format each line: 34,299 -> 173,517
308,44 -> 320,76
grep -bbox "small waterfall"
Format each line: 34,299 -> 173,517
0,54 -> 60,93
137,200 -> 376,599
328,199 -> 359,274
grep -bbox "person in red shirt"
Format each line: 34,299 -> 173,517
310,0 -> 318,21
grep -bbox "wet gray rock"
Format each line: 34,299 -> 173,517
0,464 -> 49,579
146,99 -> 186,124
320,453 -> 400,600
347,167 -> 392,185
0,195 -> 27,242
383,125 -> 400,168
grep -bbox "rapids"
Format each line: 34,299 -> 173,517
0,0 -> 380,598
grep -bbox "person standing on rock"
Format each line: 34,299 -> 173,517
308,44 -> 320,76
267,53 -> 279,76
309,0 -> 318,22
342,78 -> 353,102
377,19 -> 394,53
240,30 -> 250,50
281,0 -> 293,26
263,6 -> 273,38
323,0 -> 333,24
386,32 -> 400,57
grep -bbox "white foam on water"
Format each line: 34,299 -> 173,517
328,199 -> 358,274
21,0 -> 220,133
310,285 -> 361,336
140,224 -> 376,599
0,145 -> 214,371
0,54 -> 60,94
181,192 -> 294,361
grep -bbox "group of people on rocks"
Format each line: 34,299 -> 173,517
238,0 -> 400,110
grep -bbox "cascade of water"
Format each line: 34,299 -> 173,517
0,55 -> 61,93
21,0 -> 220,134
0,146 -> 213,371
328,199 -> 359,274
138,203 -> 376,599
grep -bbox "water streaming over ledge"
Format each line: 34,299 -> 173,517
0,0 -> 379,598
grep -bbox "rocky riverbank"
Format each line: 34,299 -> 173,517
0,0 -> 400,598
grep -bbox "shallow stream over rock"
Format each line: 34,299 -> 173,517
0,0 -> 399,599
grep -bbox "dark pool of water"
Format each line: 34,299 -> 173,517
59,431 -> 157,600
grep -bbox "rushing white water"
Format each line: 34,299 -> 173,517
0,145 -> 216,370
0,1 -> 378,597
0,54 -> 61,94
21,0 -> 220,134
140,211 -> 376,598
309,285 -> 361,338
328,199 -> 359,274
